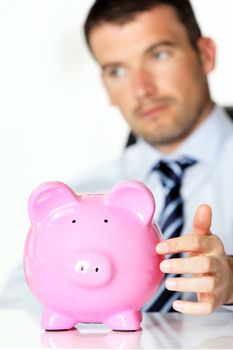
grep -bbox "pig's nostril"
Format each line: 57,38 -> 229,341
75,260 -> 89,273
95,268 -> 99,272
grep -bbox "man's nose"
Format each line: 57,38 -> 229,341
131,69 -> 156,101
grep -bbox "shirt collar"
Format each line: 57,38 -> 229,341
135,105 -> 232,178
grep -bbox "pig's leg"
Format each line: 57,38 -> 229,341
42,309 -> 77,331
104,310 -> 142,331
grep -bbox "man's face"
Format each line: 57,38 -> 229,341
89,5 -> 215,152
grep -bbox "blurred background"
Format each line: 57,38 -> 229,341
0,0 -> 232,290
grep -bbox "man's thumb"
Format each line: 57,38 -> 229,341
192,204 -> 212,235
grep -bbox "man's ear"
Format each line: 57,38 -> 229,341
197,37 -> 216,75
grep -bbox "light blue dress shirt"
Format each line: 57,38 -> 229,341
0,105 -> 233,312
71,105 -> 233,254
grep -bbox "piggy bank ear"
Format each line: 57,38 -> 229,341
104,180 -> 155,225
28,181 -> 78,226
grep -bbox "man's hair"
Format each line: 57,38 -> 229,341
84,0 -> 202,51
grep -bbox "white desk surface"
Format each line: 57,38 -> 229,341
0,309 -> 233,349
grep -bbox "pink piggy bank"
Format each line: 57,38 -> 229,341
24,180 -> 163,331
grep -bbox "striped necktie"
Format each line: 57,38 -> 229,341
144,157 -> 197,312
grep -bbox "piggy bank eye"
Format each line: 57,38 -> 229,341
72,220 -> 77,223
104,219 -> 108,223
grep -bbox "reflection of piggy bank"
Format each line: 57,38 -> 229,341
41,327 -> 143,349
24,180 -> 163,331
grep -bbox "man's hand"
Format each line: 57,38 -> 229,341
156,204 -> 233,315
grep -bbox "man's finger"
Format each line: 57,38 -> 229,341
172,299 -> 215,315
156,234 -> 213,254
192,204 -> 212,236
160,255 -> 217,274
165,276 -> 217,293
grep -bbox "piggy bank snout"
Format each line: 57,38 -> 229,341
72,252 -> 113,288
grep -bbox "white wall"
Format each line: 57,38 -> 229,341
0,0 -> 232,289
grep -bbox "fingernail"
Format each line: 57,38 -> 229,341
156,242 -> 169,254
173,300 -> 183,312
166,279 -> 176,290
160,260 -> 170,272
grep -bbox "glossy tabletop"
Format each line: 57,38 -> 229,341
0,309 -> 233,349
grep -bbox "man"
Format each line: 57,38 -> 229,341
79,0 -> 233,314
1,0 -> 233,314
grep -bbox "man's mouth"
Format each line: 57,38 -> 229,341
139,103 -> 168,118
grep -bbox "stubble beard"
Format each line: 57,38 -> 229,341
132,103 -> 207,149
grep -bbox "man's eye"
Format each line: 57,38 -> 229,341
109,67 -> 125,77
153,51 -> 169,61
